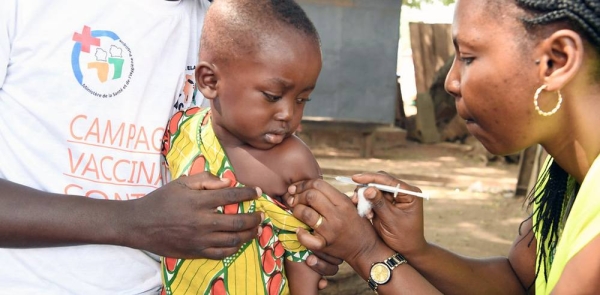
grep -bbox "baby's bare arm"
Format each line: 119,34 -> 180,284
285,259 -> 321,295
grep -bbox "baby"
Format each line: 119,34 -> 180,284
160,0 -> 323,294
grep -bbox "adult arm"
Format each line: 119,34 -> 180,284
0,172 -> 263,259
285,178 -> 440,295
552,235 -> 600,294
352,172 -> 535,295
285,174 -> 536,295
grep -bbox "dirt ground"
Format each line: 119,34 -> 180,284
310,139 -> 532,294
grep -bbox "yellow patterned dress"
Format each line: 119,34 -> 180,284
160,107 -> 312,295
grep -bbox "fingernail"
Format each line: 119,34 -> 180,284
261,212 -> 265,222
365,188 -> 376,199
288,197 -> 295,206
257,225 -> 263,237
255,187 -> 263,196
306,255 -> 317,266
288,185 -> 297,194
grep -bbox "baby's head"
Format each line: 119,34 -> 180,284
196,0 -> 322,150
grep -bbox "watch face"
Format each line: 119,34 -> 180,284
370,262 -> 391,284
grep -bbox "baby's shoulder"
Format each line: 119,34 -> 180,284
272,135 -> 320,181
273,135 -> 314,161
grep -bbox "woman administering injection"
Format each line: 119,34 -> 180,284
284,172 -> 439,294
334,176 -> 429,218
283,0 -> 600,293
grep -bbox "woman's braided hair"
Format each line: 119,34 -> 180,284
522,160 -> 577,285
513,0 -> 596,284
515,0 -> 600,52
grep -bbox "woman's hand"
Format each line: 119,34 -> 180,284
284,179 -> 386,264
352,172 -> 429,258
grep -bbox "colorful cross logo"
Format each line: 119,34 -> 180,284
71,25 -> 134,98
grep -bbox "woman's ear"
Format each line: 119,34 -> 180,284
195,61 -> 218,99
537,29 -> 584,91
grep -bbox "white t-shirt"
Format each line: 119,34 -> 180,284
0,0 -> 209,293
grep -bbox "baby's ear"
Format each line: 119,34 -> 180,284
195,61 -> 218,99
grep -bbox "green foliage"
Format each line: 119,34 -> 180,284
402,0 -> 455,9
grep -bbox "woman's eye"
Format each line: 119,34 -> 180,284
459,56 -> 474,65
263,92 -> 282,102
296,97 -> 312,104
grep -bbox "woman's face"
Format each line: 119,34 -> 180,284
445,0 -> 548,155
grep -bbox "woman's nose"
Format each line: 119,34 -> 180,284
444,59 -> 460,98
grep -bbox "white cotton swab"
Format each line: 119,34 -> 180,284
356,187 -> 372,217
334,176 -> 430,200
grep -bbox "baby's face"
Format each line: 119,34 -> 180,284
211,31 -> 322,150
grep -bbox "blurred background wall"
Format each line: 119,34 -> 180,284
298,0 -> 402,124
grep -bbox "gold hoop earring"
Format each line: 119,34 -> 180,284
534,84 -> 563,116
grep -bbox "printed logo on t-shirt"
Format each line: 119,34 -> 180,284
173,72 -> 196,111
71,26 -> 135,98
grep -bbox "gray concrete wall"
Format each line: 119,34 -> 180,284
298,0 -> 402,124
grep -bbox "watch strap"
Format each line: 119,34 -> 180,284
367,253 -> 407,293
385,252 -> 407,269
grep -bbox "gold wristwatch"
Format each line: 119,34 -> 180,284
367,253 -> 407,293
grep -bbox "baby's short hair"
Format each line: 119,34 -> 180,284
200,0 -> 320,64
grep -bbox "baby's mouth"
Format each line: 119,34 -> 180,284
265,132 -> 286,144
